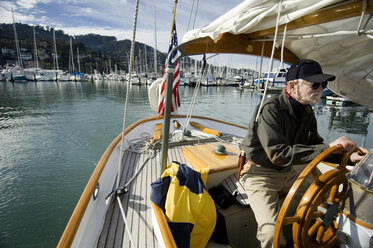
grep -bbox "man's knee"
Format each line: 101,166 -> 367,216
257,223 -> 286,248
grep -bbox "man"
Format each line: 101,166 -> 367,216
239,59 -> 367,248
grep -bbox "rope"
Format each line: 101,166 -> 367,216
182,57 -> 207,136
123,150 -> 155,189
255,0 -> 283,122
113,1 -> 140,245
116,197 -> 136,248
117,0 -> 140,188
275,23 -> 287,78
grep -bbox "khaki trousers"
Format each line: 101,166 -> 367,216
239,163 -> 308,248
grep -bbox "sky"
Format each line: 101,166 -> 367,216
0,0 -> 278,70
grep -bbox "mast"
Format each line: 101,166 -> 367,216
33,25 -> 39,68
69,37 -> 75,73
153,3 -> 158,76
77,47 -> 81,72
144,44 -> 148,76
53,28 -> 59,71
12,9 -> 23,68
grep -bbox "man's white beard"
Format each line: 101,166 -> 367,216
295,91 -> 322,105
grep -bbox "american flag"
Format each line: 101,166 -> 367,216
158,23 -> 180,115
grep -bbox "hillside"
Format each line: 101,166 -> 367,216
0,23 -> 167,74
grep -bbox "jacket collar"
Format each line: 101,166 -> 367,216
279,90 -> 313,119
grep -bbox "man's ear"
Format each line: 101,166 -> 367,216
287,80 -> 297,94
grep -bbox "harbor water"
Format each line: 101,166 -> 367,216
0,80 -> 372,247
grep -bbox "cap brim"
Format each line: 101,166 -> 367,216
303,73 -> 336,83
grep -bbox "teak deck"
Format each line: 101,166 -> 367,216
97,135 -> 241,247
97,143 -> 196,247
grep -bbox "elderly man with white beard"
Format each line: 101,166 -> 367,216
238,59 -> 368,248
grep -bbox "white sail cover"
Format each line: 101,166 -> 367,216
182,0 -> 373,108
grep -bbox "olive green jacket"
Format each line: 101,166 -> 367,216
239,91 -> 329,170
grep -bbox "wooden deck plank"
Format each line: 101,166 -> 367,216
97,150 -> 132,248
145,151 -> 155,247
111,151 -> 137,248
120,152 -> 140,248
138,151 -> 151,248
131,151 -> 145,248
114,151 -> 137,248
149,150 -> 161,247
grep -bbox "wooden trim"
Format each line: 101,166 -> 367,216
152,123 -> 163,143
209,165 -> 237,174
342,209 -> 373,230
57,115 -> 245,247
183,35 -> 298,64
189,121 -> 222,136
151,201 -> 178,248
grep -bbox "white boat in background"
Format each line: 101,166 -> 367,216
1,65 -> 27,82
326,95 -> 351,107
58,1 -> 373,248
253,69 -> 288,91
92,70 -> 103,81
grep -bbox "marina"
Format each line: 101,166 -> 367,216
0,79 -> 371,247
1,0 -> 373,247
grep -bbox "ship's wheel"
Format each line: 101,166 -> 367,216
273,145 -> 350,248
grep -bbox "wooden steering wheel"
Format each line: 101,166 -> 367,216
273,145 -> 351,248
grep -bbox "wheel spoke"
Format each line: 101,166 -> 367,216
308,219 -> 323,237
311,168 -> 321,185
327,185 -> 338,204
316,225 -> 325,244
283,215 -> 300,225
321,225 -> 336,243
311,211 -> 323,219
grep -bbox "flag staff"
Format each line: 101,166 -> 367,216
160,0 -> 179,172
170,0 -> 178,38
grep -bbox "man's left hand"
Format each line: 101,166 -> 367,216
350,147 -> 369,163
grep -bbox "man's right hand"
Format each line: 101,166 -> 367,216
329,136 -> 357,154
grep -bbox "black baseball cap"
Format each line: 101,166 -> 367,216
286,59 -> 335,83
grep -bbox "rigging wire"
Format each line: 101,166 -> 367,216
255,0 -> 283,122
192,0 -> 200,29
182,56 -> 207,137
187,0 -> 195,31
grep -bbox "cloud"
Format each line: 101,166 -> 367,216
16,0 -> 39,9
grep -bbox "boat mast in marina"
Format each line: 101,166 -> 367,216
53,29 -> 59,71
77,47 -> 81,73
154,3 -> 158,76
32,25 -> 39,69
69,37 -> 75,74
12,9 -> 23,69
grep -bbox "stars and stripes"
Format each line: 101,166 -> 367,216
158,23 -> 180,115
